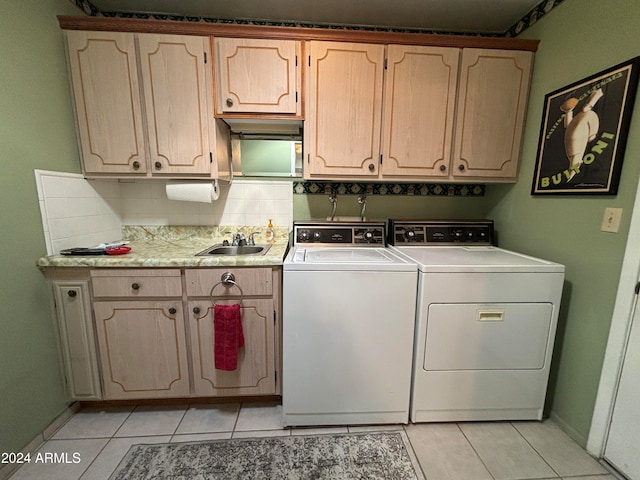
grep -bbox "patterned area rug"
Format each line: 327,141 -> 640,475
109,431 -> 425,480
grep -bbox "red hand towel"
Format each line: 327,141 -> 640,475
214,303 -> 244,371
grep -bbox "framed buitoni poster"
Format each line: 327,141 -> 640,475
531,57 -> 640,195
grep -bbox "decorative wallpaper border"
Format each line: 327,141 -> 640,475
506,0 -> 567,37
293,182 -> 485,197
68,0 -> 563,38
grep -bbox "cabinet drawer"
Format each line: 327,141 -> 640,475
185,268 -> 272,297
91,269 -> 182,298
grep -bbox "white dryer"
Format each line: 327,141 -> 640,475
388,219 -> 565,422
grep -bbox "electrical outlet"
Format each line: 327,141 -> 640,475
601,207 -> 623,233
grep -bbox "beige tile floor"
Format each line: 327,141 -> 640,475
8,401 -> 616,480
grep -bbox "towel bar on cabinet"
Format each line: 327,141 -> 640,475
209,272 -> 244,306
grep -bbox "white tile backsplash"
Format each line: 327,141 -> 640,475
35,171 -> 293,254
35,170 -> 123,255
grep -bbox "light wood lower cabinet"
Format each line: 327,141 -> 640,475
184,267 -> 279,396
187,299 -> 276,396
93,300 -> 190,399
51,278 -> 102,400
64,266 -> 282,400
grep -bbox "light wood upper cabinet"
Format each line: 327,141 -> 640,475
452,48 -> 533,180
138,34 -> 214,175
66,31 -> 147,175
381,45 -> 460,179
65,30 -> 225,178
305,42 -> 385,178
214,38 -> 301,115
305,43 -> 532,182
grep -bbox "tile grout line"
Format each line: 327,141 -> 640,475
78,406 -> 137,480
455,423 -> 499,480
230,402 -> 243,437
510,421 -> 562,479
168,404 -> 191,443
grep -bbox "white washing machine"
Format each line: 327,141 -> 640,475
388,219 -> 565,422
282,221 -> 418,426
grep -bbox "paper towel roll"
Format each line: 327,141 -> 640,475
166,180 -> 220,203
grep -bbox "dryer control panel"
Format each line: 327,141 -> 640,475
388,219 -> 494,245
293,221 -> 385,246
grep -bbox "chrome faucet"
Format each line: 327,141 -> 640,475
247,232 -> 261,246
232,233 -> 247,246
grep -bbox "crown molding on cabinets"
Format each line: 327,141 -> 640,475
57,16 -> 539,51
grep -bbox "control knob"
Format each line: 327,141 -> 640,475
363,231 -> 375,243
297,230 -> 310,242
403,229 -> 416,241
313,231 -> 322,241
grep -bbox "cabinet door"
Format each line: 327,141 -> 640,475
52,280 -> 101,400
305,42 -> 385,178
215,38 -> 300,115
66,31 -> 147,175
188,299 -> 276,396
94,301 -> 190,399
452,49 -> 533,180
381,45 -> 459,178
137,34 -> 213,176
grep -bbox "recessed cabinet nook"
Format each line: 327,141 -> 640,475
60,16 -> 537,183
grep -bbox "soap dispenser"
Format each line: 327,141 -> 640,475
266,219 -> 275,243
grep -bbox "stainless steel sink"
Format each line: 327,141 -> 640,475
196,244 -> 272,256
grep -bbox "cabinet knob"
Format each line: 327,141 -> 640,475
439,165 -> 446,172
226,98 -> 234,107
368,163 -> 375,172
168,307 -> 177,315
193,307 -> 201,314
67,290 -> 77,298
458,164 -> 466,172
154,161 -> 162,170
131,283 -> 140,290
132,161 -> 141,170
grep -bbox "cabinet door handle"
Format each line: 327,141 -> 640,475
168,307 -> 177,315
439,164 -> 446,172
131,283 -> 140,290
193,307 -> 201,314
368,163 -> 375,172
154,161 -> 162,170
132,161 -> 141,170
226,98 -> 234,107
67,290 -> 77,298
458,164 -> 466,172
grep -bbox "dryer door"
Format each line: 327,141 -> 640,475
424,303 -> 553,371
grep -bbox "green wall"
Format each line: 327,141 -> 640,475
0,0 -> 81,454
485,0 -> 640,445
1,0 -> 634,455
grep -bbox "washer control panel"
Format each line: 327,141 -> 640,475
293,221 -> 385,246
388,219 -> 494,245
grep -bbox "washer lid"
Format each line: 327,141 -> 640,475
285,247 -> 417,271
392,246 -> 565,273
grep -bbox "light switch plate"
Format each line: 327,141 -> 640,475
601,207 -> 623,233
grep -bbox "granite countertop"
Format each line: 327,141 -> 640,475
37,225 -> 290,269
